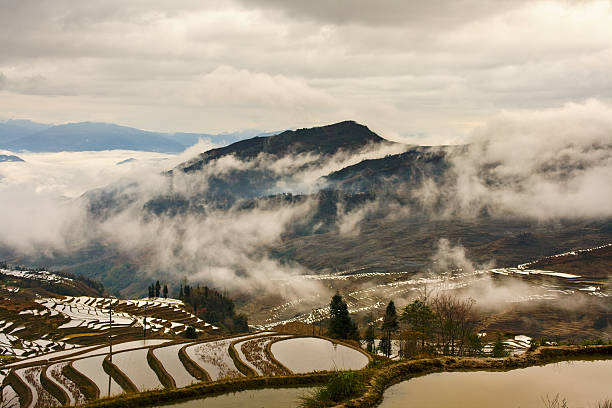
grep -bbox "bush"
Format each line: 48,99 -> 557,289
184,326 -> 197,339
300,371 -> 365,407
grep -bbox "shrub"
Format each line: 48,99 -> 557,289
300,371 -> 365,407
184,326 -> 197,339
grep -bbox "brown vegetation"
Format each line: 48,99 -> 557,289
236,336 -> 291,376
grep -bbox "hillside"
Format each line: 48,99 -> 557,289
0,120 -> 51,144
324,145 -> 453,192
519,244 -> 612,279
177,120 -> 389,173
3,122 -> 186,153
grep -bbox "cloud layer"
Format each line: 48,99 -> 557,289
1,99 -> 610,295
1,0 -> 612,141
413,100 -> 612,219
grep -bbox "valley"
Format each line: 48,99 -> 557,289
1,121 -> 611,407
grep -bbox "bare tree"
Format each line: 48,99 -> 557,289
431,293 -> 475,356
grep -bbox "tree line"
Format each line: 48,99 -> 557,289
146,280 -> 249,334
147,280 -> 168,298
325,290 -> 508,358
180,283 -> 249,333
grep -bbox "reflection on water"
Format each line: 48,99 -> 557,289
271,337 -> 369,373
380,359 -> 612,408
156,387 -> 312,408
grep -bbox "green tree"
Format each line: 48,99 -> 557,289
492,333 -> 508,357
163,284 -> 168,298
328,291 -> 359,340
402,299 -> 435,349
364,313 -> 376,353
378,336 -> 391,357
381,300 -> 399,357
184,326 -> 197,339
155,280 -> 161,298
467,332 -> 484,356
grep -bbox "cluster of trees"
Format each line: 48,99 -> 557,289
375,292 -> 507,358
398,293 -> 481,357
147,280 -> 168,298
327,290 -> 507,358
180,284 -> 248,333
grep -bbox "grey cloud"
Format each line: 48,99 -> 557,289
235,0 -> 532,27
0,1 -> 611,142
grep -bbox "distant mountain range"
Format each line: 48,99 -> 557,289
0,119 -> 279,153
0,154 -> 24,162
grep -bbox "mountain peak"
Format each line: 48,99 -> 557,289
178,120 -> 389,173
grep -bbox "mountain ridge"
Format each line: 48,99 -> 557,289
0,120 -> 280,153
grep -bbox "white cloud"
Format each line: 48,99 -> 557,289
413,99 -> 612,219
0,1 -> 611,140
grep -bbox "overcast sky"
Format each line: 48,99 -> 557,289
1,0 -> 611,143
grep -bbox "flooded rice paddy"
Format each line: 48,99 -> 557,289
112,348 -> 163,391
379,359 -> 612,408
153,343 -> 198,388
270,337 -> 369,373
72,355 -> 124,397
156,387 -> 312,408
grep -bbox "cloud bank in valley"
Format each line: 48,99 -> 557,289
0,100 -> 611,296
412,99 -> 612,219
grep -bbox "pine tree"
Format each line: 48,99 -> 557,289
179,285 -> 184,299
492,333 -> 508,357
402,299 -> 434,349
148,285 -> 153,298
365,323 -> 376,353
155,280 -> 161,298
328,291 -> 359,340
381,300 -> 399,357
163,284 -> 168,298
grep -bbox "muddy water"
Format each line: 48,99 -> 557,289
379,359 -> 612,408
157,387 -> 312,408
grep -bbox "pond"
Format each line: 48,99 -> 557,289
379,358 -> 612,408
155,387 -> 312,408
270,337 -> 369,373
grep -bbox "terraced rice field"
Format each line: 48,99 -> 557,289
185,332 -> 273,381
0,333 -> 369,407
33,296 -> 217,337
113,348 -> 163,392
15,365 -> 59,408
271,337 -> 369,373
1,384 -> 19,408
46,361 -> 86,405
234,335 -> 292,376
72,354 -> 124,398
153,343 -> 198,388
